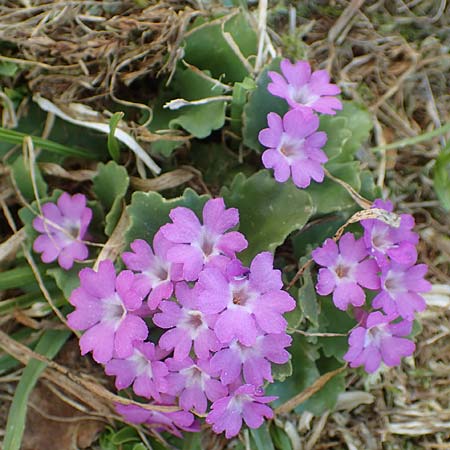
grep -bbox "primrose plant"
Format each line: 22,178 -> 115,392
28,59 -> 429,441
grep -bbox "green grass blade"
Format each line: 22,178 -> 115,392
0,266 -> 35,291
3,329 -> 70,450
0,127 -> 98,159
107,112 -> 124,162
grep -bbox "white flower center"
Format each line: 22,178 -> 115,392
103,294 -> 126,330
290,84 -> 319,106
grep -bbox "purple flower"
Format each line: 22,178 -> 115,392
153,282 -> 220,360
268,59 -> 342,115
372,262 -> 431,320
206,385 -> 276,438
122,231 -> 183,310
165,357 -> 227,414
115,403 -> 199,437
343,311 -> 415,373
32,192 -> 92,269
105,342 -> 169,401
210,333 -> 292,386
196,252 -> 296,346
361,199 -> 419,267
259,110 -> 328,188
67,260 -> 148,363
160,198 -> 248,281
312,233 -> 380,311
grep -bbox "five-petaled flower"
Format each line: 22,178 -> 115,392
33,192 -> 92,270
268,59 -> 342,115
312,233 -> 380,311
259,109 -> 328,189
67,260 -> 148,364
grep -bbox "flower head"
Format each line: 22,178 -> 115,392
153,282 -> 220,360
343,311 -> 415,373
165,357 -> 227,414
32,192 -> 92,269
373,261 -> 430,320
160,198 -> 248,281
206,385 -> 276,439
196,252 -> 295,346
67,260 -> 148,363
210,333 -> 292,386
122,231 -> 183,310
259,110 -> 328,188
312,233 -> 380,310
105,342 -> 169,401
268,59 -> 342,115
361,199 -> 419,267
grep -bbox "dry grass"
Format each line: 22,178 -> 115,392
0,1 -> 449,449
0,0 -> 198,108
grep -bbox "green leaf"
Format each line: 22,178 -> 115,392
221,170 -> 313,264
230,77 -> 256,134
190,141 -> 255,188
110,426 -> 140,445
168,67 -> 227,138
3,329 -> 70,450
47,263 -> 87,299
270,424 -> 293,450
11,155 -> 48,202
271,360 -> 292,382
317,297 -> 356,360
250,423 -> 276,450
307,162 -> 361,215
433,141 -> 450,211
182,433 -> 202,450
301,356 -> 346,415
93,161 -> 129,236
183,13 -> 257,83
320,101 -> 373,163
125,188 -> 210,245
107,112 -> 124,161
242,58 -> 288,152
266,335 -> 319,408
298,268 -> 319,326
0,62 -> 19,77
148,97 -> 184,157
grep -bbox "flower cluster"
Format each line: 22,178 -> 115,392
67,198 -> 294,438
32,192 -> 92,270
312,199 -> 430,373
259,59 -> 342,189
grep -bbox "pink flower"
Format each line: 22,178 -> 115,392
373,261 -> 431,320
196,253 -> 295,346
67,260 -> 148,363
115,403 -> 199,437
32,192 -> 92,269
160,198 -> 248,281
153,282 -> 220,360
206,385 -> 276,438
361,199 -> 419,267
312,233 -> 380,311
259,110 -> 328,188
210,333 -> 292,386
268,59 -> 342,115
166,357 -> 227,414
105,342 -> 169,401
122,231 -> 183,310
344,311 -> 415,373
